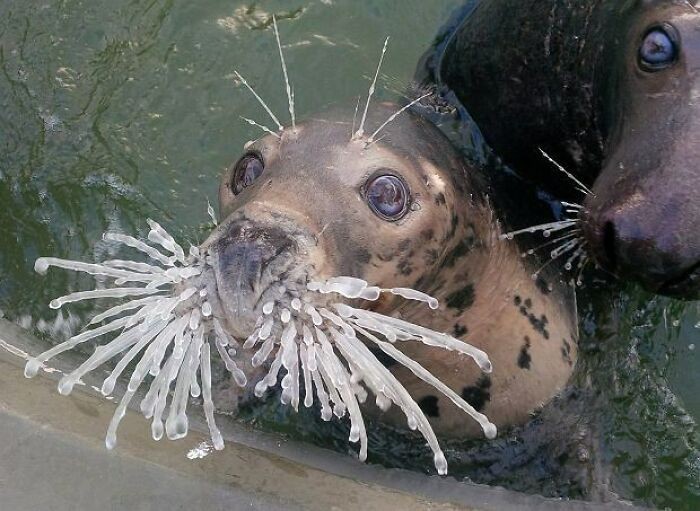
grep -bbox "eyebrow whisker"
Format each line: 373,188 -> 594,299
234,71 -> 284,132
273,15 -> 296,132
354,36 -> 389,140
240,116 -> 281,139
366,93 -> 431,145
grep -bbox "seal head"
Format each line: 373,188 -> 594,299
201,103 -> 579,436
436,0 -> 700,299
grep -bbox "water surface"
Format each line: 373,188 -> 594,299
1,1 -> 698,509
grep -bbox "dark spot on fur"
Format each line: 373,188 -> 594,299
519,306 -> 528,316
434,193 -> 446,206
446,284 -> 475,310
461,375 -> 492,412
421,229 -> 435,241
561,339 -> 573,366
354,247 -> 371,265
398,239 -> 411,253
453,324 -> 468,337
448,214 -> 459,238
418,396 -> 440,417
424,249 -> 440,265
514,295 -> 522,306
397,259 -> 413,276
524,298 -> 532,308
444,238 -> 475,268
527,312 -> 550,340
536,276 -> 552,295
377,252 -> 394,263
369,347 -> 397,369
518,337 -> 532,369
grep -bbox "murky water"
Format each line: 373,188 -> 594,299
1,1 -> 698,509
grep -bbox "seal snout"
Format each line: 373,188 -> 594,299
210,220 -> 301,337
583,196 -> 700,299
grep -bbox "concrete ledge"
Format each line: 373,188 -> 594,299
0,318 -> 644,511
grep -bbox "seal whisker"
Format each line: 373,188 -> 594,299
26,221 -> 496,475
354,36 -> 389,139
539,149 -> 593,196
233,71 -> 284,132
351,94 -> 361,140
366,93 -> 432,145
240,116 -> 282,139
500,219 -> 577,240
272,15 -> 296,131
521,230 -> 580,258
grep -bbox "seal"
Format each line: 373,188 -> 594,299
429,0 -> 700,299
206,101 -> 579,439
25,101 -> 578,472
22,25 -> 578,474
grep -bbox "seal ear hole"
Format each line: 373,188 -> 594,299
230,152 -> 265,195
363,173 -> 411,222
638,24 -> 679,71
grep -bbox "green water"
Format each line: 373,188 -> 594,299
1,1 -> 698,509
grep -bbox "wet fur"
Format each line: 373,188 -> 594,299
209,103 -> 578,437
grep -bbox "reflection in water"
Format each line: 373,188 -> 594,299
0,0 -> 698,508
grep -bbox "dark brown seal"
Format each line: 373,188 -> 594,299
432,0 -> 700,299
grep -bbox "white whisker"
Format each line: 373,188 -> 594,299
366,93 -> 431,145
351,95 -> 361,140
522,230 -> 580,257
234,71 -> 284,131
539,149 -> 594,196
354,37 -> 389,139
272,16 -> 296,131
240,116 -> 281,139
28,220 -> 496,475
501,219 -> 577,240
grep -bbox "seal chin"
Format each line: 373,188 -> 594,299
657,263 -> 700,300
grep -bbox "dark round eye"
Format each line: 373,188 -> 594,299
231,153 -> 264,195
365,174 -> 410,221
639,26 -> 678,70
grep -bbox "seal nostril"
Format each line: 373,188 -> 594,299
603,221 -> 617,271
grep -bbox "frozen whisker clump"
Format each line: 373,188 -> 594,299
245,275 -> 496,475
25,221 -> 496,475
25,220 -> 247,452
500,151 -> 592,286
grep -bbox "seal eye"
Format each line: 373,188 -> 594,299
231,152 -> 264,195
365,174 -> 409,221
639,26 -> 678,70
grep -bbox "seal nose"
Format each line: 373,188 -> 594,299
585,205 -> 700,298
212,222 -> 295,333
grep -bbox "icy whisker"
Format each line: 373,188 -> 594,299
354,37 -> 389,139
234,70 -> 284,131
366,93 -> 431,145
539,149 -> 593,196
240,116 -> 282,139
273,16 -> 296,131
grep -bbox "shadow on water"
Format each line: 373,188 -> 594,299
1,1 -> 698,509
